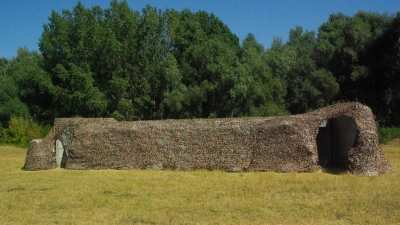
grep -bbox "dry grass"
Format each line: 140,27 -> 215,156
1,140 -> 400,225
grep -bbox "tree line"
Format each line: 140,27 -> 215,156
1,1 -> 400,145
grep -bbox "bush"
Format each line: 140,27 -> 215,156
110,110 -> 125,121
378,127 -> 400,144
0,116 -> 42,147
40,124 -> 53,138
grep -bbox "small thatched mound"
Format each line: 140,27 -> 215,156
23,102 -> 392,175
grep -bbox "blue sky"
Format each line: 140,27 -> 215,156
1,0 -> 400,59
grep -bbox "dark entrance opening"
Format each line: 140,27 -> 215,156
316,116 -> 358,171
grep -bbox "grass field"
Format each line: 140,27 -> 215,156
1,140 -> 400,224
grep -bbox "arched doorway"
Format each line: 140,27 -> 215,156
316,116 -> 358,169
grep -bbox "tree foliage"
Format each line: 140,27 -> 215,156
0,116 -> 42,147
315,11 -> 398,125
2,0 -> 400,145
36,1 -> 288,120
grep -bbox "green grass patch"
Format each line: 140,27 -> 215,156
378,127 -> 400,144
1,141 -> 400,224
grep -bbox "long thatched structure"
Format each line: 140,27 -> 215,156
24,102 -> 392,175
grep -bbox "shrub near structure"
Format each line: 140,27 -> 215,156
24,102 -> 392,176
0,116 -> 42,147
378,127 -> 400,144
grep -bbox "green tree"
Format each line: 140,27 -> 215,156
238,34 -> 286,116
166,9 -> 241,118
103,0 -> 140,117
361,13 -> 400,126
315,11 -> 391,101
267,27 -> 338,114
1,116 -> 42,147
7,48 -> 53,122
0,75 -> 29,128
131,5 -> 169,119
0,57 -> 9,77
160,53 -> 187,118
51,63 -> 107,117
39,1 -> 113,118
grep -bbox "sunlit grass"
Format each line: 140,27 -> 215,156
1,141 -> 400,224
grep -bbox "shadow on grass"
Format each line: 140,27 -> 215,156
320,166 -> 350,175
